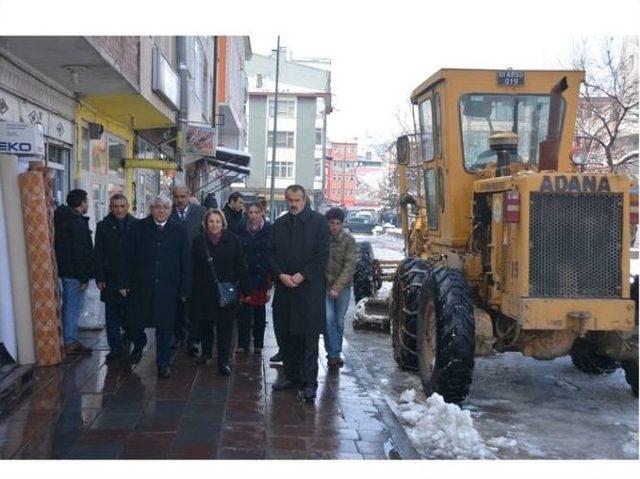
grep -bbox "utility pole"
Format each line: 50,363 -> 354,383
268,36 -> 281,222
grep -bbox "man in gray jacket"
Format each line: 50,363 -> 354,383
324,208 -> 357,368
170,183 -> 206,355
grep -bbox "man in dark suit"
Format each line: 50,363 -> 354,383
267,185 -> 330,402
222,191 -> 245,234
122,195 -> 192,378
170,183 -> 206,355
94,193 -> 137,361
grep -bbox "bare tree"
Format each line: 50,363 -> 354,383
571,36 -> 639,176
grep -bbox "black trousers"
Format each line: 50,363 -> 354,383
200,308 -> 235,366
282,333 -> 319,390
174,300 -> 199,344
237,303 -> 267,349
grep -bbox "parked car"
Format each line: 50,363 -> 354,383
343,215 -> 375,234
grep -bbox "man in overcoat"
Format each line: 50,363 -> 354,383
122,195 -> 192,378
268,185 -> 330,401
93,193 -> 137,361
170,183 -> 206,355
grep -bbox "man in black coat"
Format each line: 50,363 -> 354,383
170,183 -> 206,354
93,193 -> 137,361
267,184 -> 330,402
222,191 -> 245,234
122,195 -> 192,378
54,189 -> 93,355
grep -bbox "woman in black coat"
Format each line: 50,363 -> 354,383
192,208 -> 250,375
236,202 -> 272,353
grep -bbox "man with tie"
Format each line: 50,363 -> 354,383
122,195 -> 191,378
93,193 -> 138,361
170,183 -> 206,355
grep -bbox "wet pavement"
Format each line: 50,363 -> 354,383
0,311 -> 418,460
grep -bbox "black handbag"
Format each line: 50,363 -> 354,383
204,239 -> 239,309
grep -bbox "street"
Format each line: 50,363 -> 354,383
0,232 -> 636,460
350,233 -> 639,459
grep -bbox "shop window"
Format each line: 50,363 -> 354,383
108,140 -> 125,176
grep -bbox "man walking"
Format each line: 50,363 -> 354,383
324,208 -> 357,368
123,195 -> 191,378
54,189 -> 93,355
93,193 -> 137,361
222,191 -> 245,234
268,185 -> 330,402
170,183 -> 206,355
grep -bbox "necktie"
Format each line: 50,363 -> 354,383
179,209 -> 186,221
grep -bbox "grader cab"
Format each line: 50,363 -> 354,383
359,68 -> 638,403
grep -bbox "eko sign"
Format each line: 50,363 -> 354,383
0,122 -> 45,157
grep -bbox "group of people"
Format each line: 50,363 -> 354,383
54,182 -> 357,402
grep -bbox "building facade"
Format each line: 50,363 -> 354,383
240,51 -> 331,216
325,141 -> 358,207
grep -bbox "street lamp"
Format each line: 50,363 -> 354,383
268,36 -> 282,222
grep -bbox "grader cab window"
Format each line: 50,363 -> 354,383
459,94 -> 565,171
418,98 -> 435,161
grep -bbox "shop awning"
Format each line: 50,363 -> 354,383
214,146 -> 251,168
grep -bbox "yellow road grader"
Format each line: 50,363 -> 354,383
355,68 -> 638,403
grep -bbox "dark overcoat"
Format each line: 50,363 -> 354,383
267,205 -> 330,336
93,213 -> 137,303
170,203 -> 206,246
191,230 -> 250,324
54,204 -> 93,283
124,216 -> 192,330
237,221 -> 272,293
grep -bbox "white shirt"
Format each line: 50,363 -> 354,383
154,220 -> 168,228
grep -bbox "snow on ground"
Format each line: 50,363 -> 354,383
347,233 -> 639,459
353,233 -> 404,261
391,389 -> 495,459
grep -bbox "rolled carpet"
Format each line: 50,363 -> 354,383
0,155 -> 35,365
19,168 -> 64,366
0,168 -> 18,360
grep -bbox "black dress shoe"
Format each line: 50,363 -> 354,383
218,364 -> 232,376
272,379 -> 298,391
130,347 -> 143,365
157,367 -> 172,379
303,386 -> 317,402
269,351 -> 283,362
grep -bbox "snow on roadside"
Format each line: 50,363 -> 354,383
391,389 -> 495,459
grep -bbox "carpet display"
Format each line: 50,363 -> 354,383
19,169 -> 64,366
0,173 -> 18,359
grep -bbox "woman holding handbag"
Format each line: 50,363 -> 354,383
236,202 -> 273,354
192,209 -> 250,376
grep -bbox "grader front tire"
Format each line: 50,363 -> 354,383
417,268 -> 475,404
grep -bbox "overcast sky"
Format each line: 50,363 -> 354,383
5,0 -> 639,146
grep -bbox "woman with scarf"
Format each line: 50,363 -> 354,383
236,202 -> 273,354
192,209 -> 250,375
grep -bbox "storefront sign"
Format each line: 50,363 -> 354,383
185,124 -> 216,157
152,48 -> 180,110
0,122 -> 45,157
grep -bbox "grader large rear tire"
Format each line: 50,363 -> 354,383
416,268 -> 475,404
390,258 -> 431,370
353,242 -> 375,304
570,338 -> 620,374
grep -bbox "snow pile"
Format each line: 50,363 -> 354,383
393,389 -> 495,459
377,281 -> 392,300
